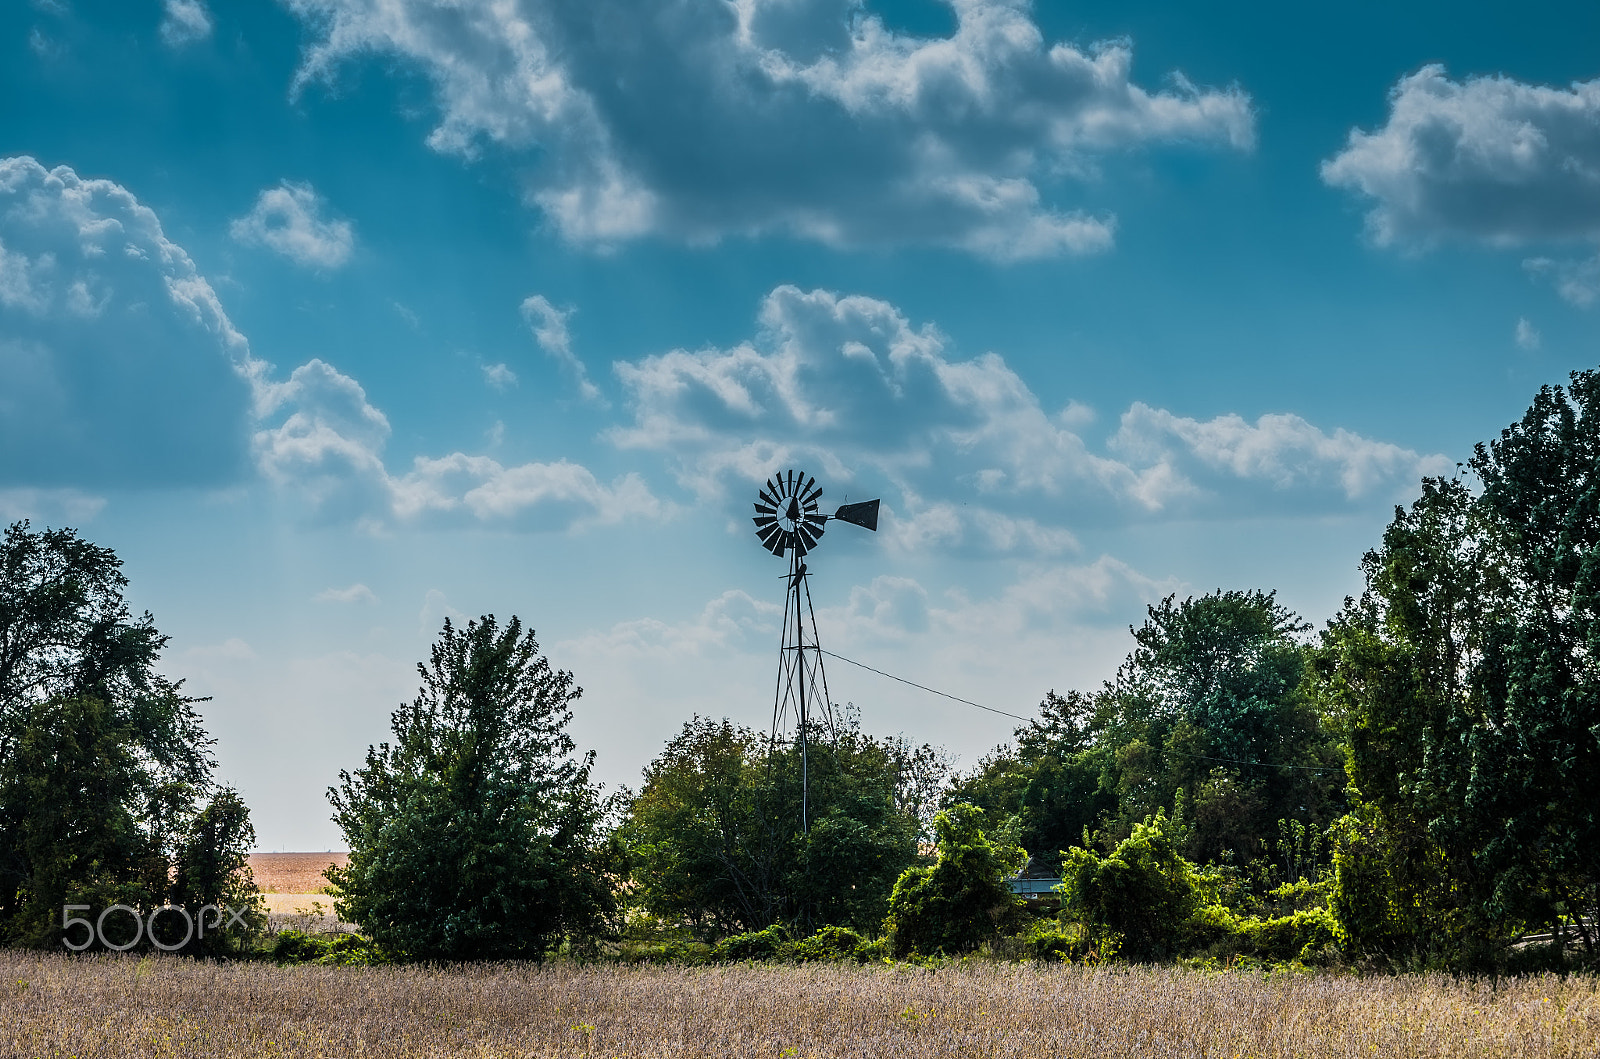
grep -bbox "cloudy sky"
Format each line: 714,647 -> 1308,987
5,0 -> 1599,849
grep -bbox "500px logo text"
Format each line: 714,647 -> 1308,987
61,903 -> 250,952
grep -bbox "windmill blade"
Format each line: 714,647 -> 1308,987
757,522 -> 784,549
754,501 -> 776,515
761,483 -> 780,506
753,515 -> 777,530
804,512 -> 827,533
801,476 -> 819,502
833,499 -> 880,531
786,469 -> 797,495
795,521 -> 819,550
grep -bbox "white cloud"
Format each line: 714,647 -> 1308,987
230,181 -> 355,269
520,294 -> 600,401
1323,65 -> 1600,248
285,0 -> 1252,259
1515,317 -> 1541,351
316,583 -> 378,604
1108,403 -> 1453,503
0,156 -> 262,488
610,285 -> 1444,548
0,155 -> 655,533
252,356 -> 660,530
482,362 -> 518,390
1524,254 -> 1600,307
160,0 -> 213,47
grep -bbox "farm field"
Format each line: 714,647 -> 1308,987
249,852 -> 351,932
2,954 -> 1597,1058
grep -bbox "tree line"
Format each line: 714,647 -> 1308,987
3,369 -> 1598,971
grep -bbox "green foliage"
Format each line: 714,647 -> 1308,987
269,930 -> 379,966
1059,808 -> 1203,961
328,615 -> 617,962
712,924 -> 790,961
0,522 -> 261,954
1312,369 -> 1600,969
884,804 -> 1025,957
788,924 -> 874,962
622,716 -> 927,938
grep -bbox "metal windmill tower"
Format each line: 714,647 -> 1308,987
751,470 -> 879,831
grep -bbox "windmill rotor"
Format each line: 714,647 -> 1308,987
751,470 -> 827,556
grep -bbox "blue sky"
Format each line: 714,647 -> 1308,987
5,0 -> 1599,849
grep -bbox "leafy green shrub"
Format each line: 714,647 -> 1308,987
712,924 -> 790,961
884,804 -> 1026,956
1232,908 -> 1337,962
789,925 -> 871,962
270,930 -> 380,965
1059,808 -> 1202,960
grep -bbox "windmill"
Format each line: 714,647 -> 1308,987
752,470 -> 879,831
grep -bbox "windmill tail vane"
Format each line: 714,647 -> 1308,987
751,470 -> 879,833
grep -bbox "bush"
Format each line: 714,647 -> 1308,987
1233,908 -> 1337,963
789,925 -> 871,962
712,925 -> 790,962
884,804 -> 1026,957
1059,808 -> 1201,961
269,931 -> 378,965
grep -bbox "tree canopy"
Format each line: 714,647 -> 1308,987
0,521 -> 259,953
328,615 -> 616,960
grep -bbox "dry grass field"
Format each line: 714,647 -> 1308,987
249,853 -> 348,895
1,954 -> 1597,1058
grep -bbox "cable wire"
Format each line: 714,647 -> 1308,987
818,648 -> 1031,721
819,648 -> 1344,774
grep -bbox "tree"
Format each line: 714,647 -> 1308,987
883,803 -> 1025,956
623,716 -> 929,938
328,615 -> 616,961
1093,591 -> 1341,864
1317,370 -> 1600,967
0,522 -> 260,953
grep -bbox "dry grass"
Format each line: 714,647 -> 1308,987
2,954 -> 1598,1058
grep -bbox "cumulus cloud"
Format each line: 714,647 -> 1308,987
252,356 -> 660,529
0,155 -> 656,533
1323,65 -> 1600,248
0,155 -> 259,487
285,0 -> 1252,259
160,0 -> 213,47
230,181 -> 355,269
1108,403 -> 1453,502
521,294 -> 600,400
610,285 -> 1443,548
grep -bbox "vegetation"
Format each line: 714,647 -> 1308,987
8,368 -> 1600,981
621,716 -> 940,939
327,615 -> 617,961
3,952 -> 1598,1058
0,522 -> 261,954
883,804 -> 1024,956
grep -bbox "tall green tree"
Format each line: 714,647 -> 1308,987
623,716 -> 929,938
0,522 -> 260,953
328,615 -> 616,961
1318,370 -> 1600,966
1094,590 -> 1340,864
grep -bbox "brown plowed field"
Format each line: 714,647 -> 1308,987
249,852 -> 347,895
